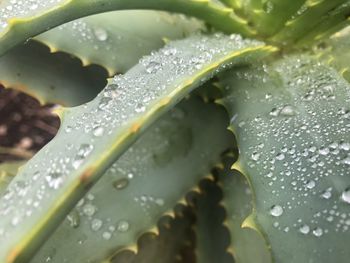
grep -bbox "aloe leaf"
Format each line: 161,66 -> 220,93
296,2 -> 350,46
271,0 -> 347,44
0,34 -> 275,263
313,26 -> 350,83
248,0 -> 306,37
218,155 -> 271,263
0,41 -> 107,106
190,178 -> 234,263
111,206 -> 196,263
219,55 -> 350,262
34,11 -> 204,75
0,0 -> 254,56
0,162 -> 24,196
30,97 -> 231,262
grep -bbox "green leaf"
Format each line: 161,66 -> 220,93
219,55 -> 350,262
0,11 -> 202,106
190,178 -> 234,263
218,155 -> 271,263
111,206 -> 196,263
0,0 -> 254,56
0,161 -> 24,196
31,97 -> 232,262
0,34 -> 274,263
296,2 -> 350,46
34,10 -> 204,75
313,26 -> 350,83
0,41 -> 107,106
270,0 -> 347,45
247,0 -> 306,37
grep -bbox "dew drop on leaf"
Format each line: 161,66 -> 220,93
113,178 -> 129,190
270,205 -> 283,217
117,220 -> 129,232
341,188 -> 350,204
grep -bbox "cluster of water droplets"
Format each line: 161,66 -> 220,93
0,0 -> 64,31
227,55 -> 350,246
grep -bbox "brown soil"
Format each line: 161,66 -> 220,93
0,85 -> 60,163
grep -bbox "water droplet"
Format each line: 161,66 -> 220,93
113,178 -> 129,190
341,188 -> 350,204
305,180 -> 316,189
93,126 -> 104,137
135,103 -> 146,113
67,210 -> 80,228
72,144 -> 94,169
91,218 -> 103,231
83,204 -> 96,217
276,153 -> 285,161
299,224 -> 310,234
102,231 -> 112,240
45,172 -> 64,189
145,61 -> 161,74
94,27 -> 108,41
270,205 -> 283,217
312,227 -> 323,237
321,188 -> 332,199
280,105 -> 297,116
251,152 -> 261,161
117,220 -> 129,232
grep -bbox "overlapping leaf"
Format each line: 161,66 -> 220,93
0,34 -> 275,262
0,0 -> 253,56
31,97 -> 232,262
220,55 -> 350,262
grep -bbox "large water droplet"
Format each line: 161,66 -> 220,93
312,227 -> 323,237
45,172 -> 64,189
280,105 -> 297,116
341,188 -> 350,204
94,27 -> 108,41
270,205 -> 283,217
299,224 -> 310,234
113,178 -> 129,190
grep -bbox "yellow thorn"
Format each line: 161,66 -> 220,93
148,226 -> 159,236
241,213 -> 258,230
52,105 -> 66,120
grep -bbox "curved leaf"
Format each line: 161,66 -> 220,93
220,55 -> 350,262
30,97 -> 232,262
0,0 -> 254,56
34,10 -> 204,75
0,41 -> 107,106
0,34 -> 275,262
191,178 -> 234,263
270,0 -> 347,44
0,162 -> 24,196
218,155 -> 271,263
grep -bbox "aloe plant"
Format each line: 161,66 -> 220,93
1,0 -> 350,262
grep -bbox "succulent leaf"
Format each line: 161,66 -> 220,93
190,178 -> 234,263
0,41 -> 107,106
29,97 -> 231,263
0,161 -> 24,196
34,11 -> 204,75
220,55 -> 350,262
314,26 -> 350,83
271,0 -> 348,44
218,156 -> 271,263
0,34 -> 274,262
296,2 -> 350,46
0,0 -> 254,56
111,206 -> 196,263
